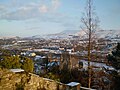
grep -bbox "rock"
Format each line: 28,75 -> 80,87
0,68 -> 67,90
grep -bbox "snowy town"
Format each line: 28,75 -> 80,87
0,0 -> 120,90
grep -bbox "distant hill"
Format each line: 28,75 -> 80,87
96,30 -> 120,39
32,30 -> 80,39
32,29 -> 120,40
1,30 -> 119,40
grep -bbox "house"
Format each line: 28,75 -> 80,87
66,82 -> 80,90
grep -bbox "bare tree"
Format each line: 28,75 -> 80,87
80,0 -> 99,88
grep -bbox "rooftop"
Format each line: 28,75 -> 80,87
66,82 -> 80,87
10,69 -> 24,73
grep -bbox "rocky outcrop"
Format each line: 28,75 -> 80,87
0,68 -> 66,90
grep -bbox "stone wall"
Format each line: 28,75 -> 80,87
0,68 -> 66,90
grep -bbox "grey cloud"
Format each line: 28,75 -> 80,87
0,0 -> 78,30
0,4 -> 48,20
0,0 -> 61,21
0,4 -> 8,14
0,8 -> 38,20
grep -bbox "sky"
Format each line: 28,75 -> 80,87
0,0 -> 120,37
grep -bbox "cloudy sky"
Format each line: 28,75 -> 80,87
0,0 -> 120,37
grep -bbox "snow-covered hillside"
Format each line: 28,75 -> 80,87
32,30 -> 120,40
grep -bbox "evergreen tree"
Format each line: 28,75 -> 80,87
21,57 -> 34,72
0,56 -> 21,69
11,56 -> 21,68
0,55 -> 34,73
0,56 -> 12,69
107,43 -> 120,90
108,43 -> 120,69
